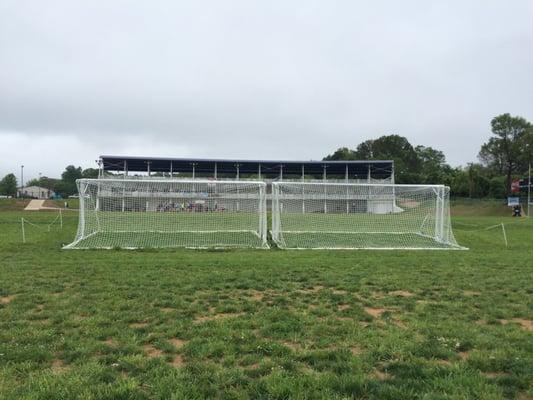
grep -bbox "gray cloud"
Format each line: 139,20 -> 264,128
1,0 -> 533,181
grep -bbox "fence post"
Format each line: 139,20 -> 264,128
21,218 -> 25,243
501,223 -> 508,248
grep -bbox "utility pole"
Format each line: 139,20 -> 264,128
20,165 -> 24,198
527,163 -> 531,218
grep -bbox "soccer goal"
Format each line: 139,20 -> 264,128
271,182 -> 465,250
64,179 -> 268,249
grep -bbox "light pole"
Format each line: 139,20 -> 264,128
20,165 -> 24,198
525,142 -> 531,217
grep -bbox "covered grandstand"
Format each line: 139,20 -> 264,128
98,156 -> 394,182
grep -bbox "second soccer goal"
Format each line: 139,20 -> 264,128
271,182 -> 464,250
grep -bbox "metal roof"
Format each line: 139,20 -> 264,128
100,155 -> 393,178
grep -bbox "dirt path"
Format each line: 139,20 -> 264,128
24,200 -> 46,211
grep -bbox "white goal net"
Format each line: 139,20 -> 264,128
271,182 -> 464,250
64,179 -> 268,249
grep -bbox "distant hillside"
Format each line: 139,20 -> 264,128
0,199 -> 30,211
451,198 -> 511,217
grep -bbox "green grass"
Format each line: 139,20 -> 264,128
0,206 -> 532,399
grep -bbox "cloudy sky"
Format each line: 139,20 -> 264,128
1,1 -> 533,181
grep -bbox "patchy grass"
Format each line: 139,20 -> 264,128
0,208 -> 532,399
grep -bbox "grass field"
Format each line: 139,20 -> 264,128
0,201 -> 532,399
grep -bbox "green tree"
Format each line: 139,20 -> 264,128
56,165 -> 83,197
415,145 -> 452,184
26,178 -> 41,187
82,168 -> 99,178
479,114 -> 533,194
26,176 -> 61,193
322,135 -> 454,185
0,173 -> 18,197
323,147 -> 358,161
354,135 -> 421,183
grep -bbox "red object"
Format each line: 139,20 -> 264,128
511,180 -> 520,193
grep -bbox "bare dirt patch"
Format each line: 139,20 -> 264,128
51,359 -> 68,374
350,346 -> 363,355
500,318 -> 533,332
36,303 -> 45,311
170,354 -> 184,367
143,344 -> 164,358
298,285 -> 325,294
392,318 -> 407,329
130,322 -> 149,329
194,312 -> 244,323
103,338 -> 117,347
282,340 -> 302,351
0,295 -> 15,305
337,304 -> 350,311
458,351 -> 470,360
169,338 -> 186,349
373,369 -> 391,380
332,289 -> 348,295
43,200 -> 62,208
482,371 -> 509,378
389,290 -> 414,297
364,307 -> 390,318
434,359 -> 452,366
249,290 -> 264,301
463,290 -> 481,296
160,307 -> 174,313
244,362 -> 260,371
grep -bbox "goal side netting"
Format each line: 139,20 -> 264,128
271,182 -> 465,250
64,179 -> 268,249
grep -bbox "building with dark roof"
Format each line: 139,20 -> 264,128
99,155 -> 394,182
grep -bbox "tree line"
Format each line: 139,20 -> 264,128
0,166 -> 99,198
1,113 -> 532,198
323,113 -> 533,198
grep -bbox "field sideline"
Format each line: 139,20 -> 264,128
0,200 -> 532,399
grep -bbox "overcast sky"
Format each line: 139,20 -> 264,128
1,1 -> 533,182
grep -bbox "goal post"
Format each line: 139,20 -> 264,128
271,182 -> 465,250
64,179 -> 269,249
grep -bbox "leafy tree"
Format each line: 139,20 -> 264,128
82,168 -> 99,178
55,166 -> 83,197
323,147 -> 358,161
26,178 -> 41,187
323,135 -> 453,184
355,135 -> 421,183
479,114 -> 533,194
0,173 -> 18,197
25,177 -> 61,193
415,145 -> 452,184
